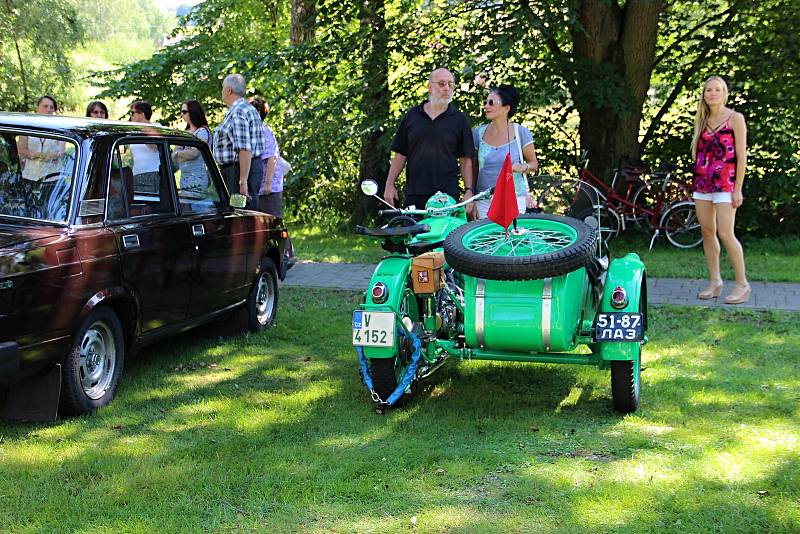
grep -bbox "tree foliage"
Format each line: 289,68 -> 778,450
98,0 -> 800,234
0,0 -> 83,111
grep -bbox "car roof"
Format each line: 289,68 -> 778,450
0,112 -> 197,141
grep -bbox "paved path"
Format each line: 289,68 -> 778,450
281,261 -> 800,312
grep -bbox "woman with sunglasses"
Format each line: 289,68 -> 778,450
472,85 -> 538,218
173,99 -> 212,191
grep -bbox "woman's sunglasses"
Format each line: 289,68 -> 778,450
485,98 -> 503,106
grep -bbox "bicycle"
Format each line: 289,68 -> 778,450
573,151 -> 701,249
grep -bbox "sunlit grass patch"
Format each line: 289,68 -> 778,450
0,291 -> 798,532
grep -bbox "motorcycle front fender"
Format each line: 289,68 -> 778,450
359,256 -> 414,359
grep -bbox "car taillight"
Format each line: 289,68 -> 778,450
371,282 -> 388,303
610,286 -> 628,309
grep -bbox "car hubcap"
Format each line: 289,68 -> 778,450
255,272 -> 275,325
79,320 -> 116,400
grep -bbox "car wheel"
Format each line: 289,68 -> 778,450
246,256 -> 278,332
610,352 -> 641,414
60,307 -> 125,416
443,213 -> 597,280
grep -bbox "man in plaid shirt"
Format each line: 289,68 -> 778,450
213,73 -> 266,209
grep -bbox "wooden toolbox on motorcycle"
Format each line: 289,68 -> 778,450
411,251 -> 445,294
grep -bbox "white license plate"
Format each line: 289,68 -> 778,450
353,310 -> 395,347
594,312 -> 643,342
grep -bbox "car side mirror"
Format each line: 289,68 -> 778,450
229,194 -> 247,209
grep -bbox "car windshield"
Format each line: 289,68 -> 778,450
0,132 -> 76,223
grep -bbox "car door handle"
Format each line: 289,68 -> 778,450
122,234 -> 140,249
192,224 -> 205,237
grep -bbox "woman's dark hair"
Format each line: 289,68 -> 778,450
492,85 -> 520,118
35,95 -> 58,112
131,100 -> 153,120
182,99 -> 209,129
249,96 -> 269,121
85,100 -> 108,118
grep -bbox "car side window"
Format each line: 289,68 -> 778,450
107,141 -> 175,220
169,142 -> 223,213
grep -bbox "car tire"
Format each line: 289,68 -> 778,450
443,214 -> 596,281
246,256 -> 279,332
60,307 -> 125,416
610,353 -> 641,414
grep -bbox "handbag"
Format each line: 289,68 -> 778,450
513,123 -> 530,196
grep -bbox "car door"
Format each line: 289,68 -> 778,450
107,140 -> 193,332
169,140 -> 249,316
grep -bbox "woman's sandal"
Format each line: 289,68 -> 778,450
725,283 -> 751,305
698,280 -> 723,300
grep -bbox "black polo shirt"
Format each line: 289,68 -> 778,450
391,102 -> 474,199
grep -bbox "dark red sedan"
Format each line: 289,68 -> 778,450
0,113 -> 290,419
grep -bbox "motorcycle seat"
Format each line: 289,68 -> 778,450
408,240 -> 443,255
355,223 -> 431,238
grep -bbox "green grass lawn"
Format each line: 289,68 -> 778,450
1,288 -> 798,532
291,224 -> 800,283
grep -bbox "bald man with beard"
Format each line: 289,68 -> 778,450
384,68 -> 475,213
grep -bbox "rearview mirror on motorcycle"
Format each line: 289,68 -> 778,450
361,179 -> 379,196
360,179 -> 397,209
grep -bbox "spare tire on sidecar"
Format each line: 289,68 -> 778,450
443,213 -> 597,281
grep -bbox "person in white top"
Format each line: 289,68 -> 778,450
129,100 -> 162,193
471,85 -> 538,218
17,96 -> 66,183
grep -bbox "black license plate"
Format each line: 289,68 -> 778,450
594,312 -> 643,342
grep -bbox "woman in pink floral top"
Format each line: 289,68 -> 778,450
691,76 -> 750,304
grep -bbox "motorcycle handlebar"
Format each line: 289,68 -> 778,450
378,188 -> 494,218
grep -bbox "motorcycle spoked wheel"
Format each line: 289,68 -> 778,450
368,287 -> 419,407
443,213 -> 596,281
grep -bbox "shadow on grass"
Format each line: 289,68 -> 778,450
0,293 -> 798,532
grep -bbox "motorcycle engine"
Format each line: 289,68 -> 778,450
436,270 -> 463,338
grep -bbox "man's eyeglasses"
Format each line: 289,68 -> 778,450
180,109 -> 189,114
432,80 -> 454,88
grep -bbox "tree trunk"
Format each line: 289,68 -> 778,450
352,0 -> 389,226
571,0 -> 663,180
290,0 -> 316,45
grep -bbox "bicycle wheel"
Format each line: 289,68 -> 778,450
443,214 -> 596,280
661,201 -> 702,249
575,205 -> 620,245
631,177 -> 692,233
630,179 -> 662,233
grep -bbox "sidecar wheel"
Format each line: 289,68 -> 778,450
443,214 -> 596,280
610,352 -> 641,414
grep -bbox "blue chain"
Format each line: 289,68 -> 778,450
357,326 -> 423,407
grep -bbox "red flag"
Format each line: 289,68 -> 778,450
487,152 -> 519,234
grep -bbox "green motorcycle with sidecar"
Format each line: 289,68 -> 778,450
353,178 -> 647,413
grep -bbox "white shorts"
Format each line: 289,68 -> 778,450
693,191 -> 732,204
